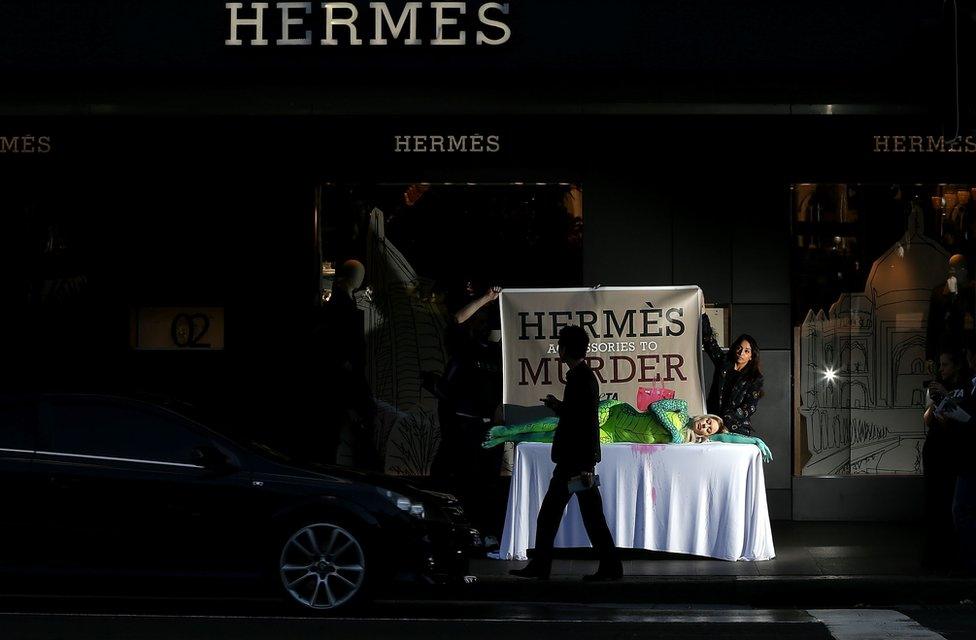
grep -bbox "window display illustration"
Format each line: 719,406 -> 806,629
795,189 -> 953,476
319,184 -> 583,474
361,207 -> 447,474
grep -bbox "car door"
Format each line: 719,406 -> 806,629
0,399 -> 39,570
35,396 -> 258,575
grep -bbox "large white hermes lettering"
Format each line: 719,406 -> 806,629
226,1 -> 511,46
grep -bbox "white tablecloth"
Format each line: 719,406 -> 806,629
496,442 -> 775,562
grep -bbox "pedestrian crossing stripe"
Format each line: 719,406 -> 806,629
809,609 -> 948,640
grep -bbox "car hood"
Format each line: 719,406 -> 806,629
254,457 -> 443,502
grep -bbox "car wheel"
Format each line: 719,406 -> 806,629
278,522 -> 368,611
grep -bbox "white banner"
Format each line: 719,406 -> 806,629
500,286 -> 705,419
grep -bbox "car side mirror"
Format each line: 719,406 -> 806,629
191,444 -> 238,474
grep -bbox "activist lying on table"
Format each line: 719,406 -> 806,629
483,397 -> 772,462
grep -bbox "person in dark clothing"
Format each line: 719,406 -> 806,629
509,325 -> 623,582
701,314 -> 764,436
927,254 -> 976,367
324,261 -> 367,371
429,282 -> 504,535
923,347 -> 972,570
431,284 -> 503,473
954,340 -> 976,575
313,259 -> 379,469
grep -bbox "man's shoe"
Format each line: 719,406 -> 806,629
509,563 -> 550,580
582,564 -> 623,582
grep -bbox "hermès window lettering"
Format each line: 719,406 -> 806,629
873,135 -> 976,153
226,2 -> 511,46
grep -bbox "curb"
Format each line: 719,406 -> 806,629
394,575 -> 976,607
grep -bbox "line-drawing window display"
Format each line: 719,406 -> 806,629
320,183 -> 583,475
793,184 -> 954,476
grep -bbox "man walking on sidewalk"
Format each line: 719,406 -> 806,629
510,325 -> 623,581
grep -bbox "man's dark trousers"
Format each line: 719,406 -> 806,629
532,464 -> 617,571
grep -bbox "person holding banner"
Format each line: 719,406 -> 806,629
509,325 -> 623,582
701,314 -> 764,436
428,280 -> 504,534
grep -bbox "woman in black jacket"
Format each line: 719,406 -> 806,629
701,314 -> 764,436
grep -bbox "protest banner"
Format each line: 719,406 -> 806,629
500,286 -> 705,420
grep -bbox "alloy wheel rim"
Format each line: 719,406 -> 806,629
279,523 -> 365,609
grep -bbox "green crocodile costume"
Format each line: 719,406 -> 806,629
483,398 -> 689,449
482,398 -> 773,462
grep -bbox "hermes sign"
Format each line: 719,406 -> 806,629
0,135 -> 52,154
873,135 -> 976,153
394,134 -> 500,153
226,2 -> 511,46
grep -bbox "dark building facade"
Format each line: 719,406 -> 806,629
2,0 -> 972,520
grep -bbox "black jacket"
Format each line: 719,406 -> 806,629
930,372 -> 976,474
926,280 -> 975,362
320,290 -> 366,373
550,361 -> 601,470
702,322 -> 763,436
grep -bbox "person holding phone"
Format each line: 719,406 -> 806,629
509,325 -> 623,582
956,340 -> 976,576
923,347 -> 971,569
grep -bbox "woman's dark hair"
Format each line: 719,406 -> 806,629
729,333 -> 762,379
558,325 -> 590,360
939,346 -> 967,383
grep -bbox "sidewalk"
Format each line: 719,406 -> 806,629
432,522 -> 976,607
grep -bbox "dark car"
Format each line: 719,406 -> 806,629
0,393 -> 477,611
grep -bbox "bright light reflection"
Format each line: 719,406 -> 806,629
823,368 -> 837,383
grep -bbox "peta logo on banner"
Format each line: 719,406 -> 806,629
225,2 -> 511,46
499,287 -> 707,418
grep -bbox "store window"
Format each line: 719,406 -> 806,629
318,183 -> 583,474
792,184 -> 963,476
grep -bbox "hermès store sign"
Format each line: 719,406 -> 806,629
500,287 -> 706,418
873,135 -> 976,153
226,2 -> 511,46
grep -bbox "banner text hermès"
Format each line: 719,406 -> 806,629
500,287 -> 705,417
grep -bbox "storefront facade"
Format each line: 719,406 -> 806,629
1,1 -> 970,521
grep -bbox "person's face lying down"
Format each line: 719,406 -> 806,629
692,416 -> 721,438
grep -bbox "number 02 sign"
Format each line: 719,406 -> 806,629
131,307 -> 225,351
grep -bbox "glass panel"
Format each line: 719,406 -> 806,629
318,183 -> 583,475
792,184 -> 964,476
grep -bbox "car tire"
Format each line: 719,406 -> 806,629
276,519 -> 371,613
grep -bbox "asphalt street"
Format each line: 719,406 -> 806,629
0,599 -> 973,640
0,606 -> 833,640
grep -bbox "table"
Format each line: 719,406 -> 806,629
495,442 -> 775,562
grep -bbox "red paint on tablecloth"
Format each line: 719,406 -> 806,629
631,444 -> 666,454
